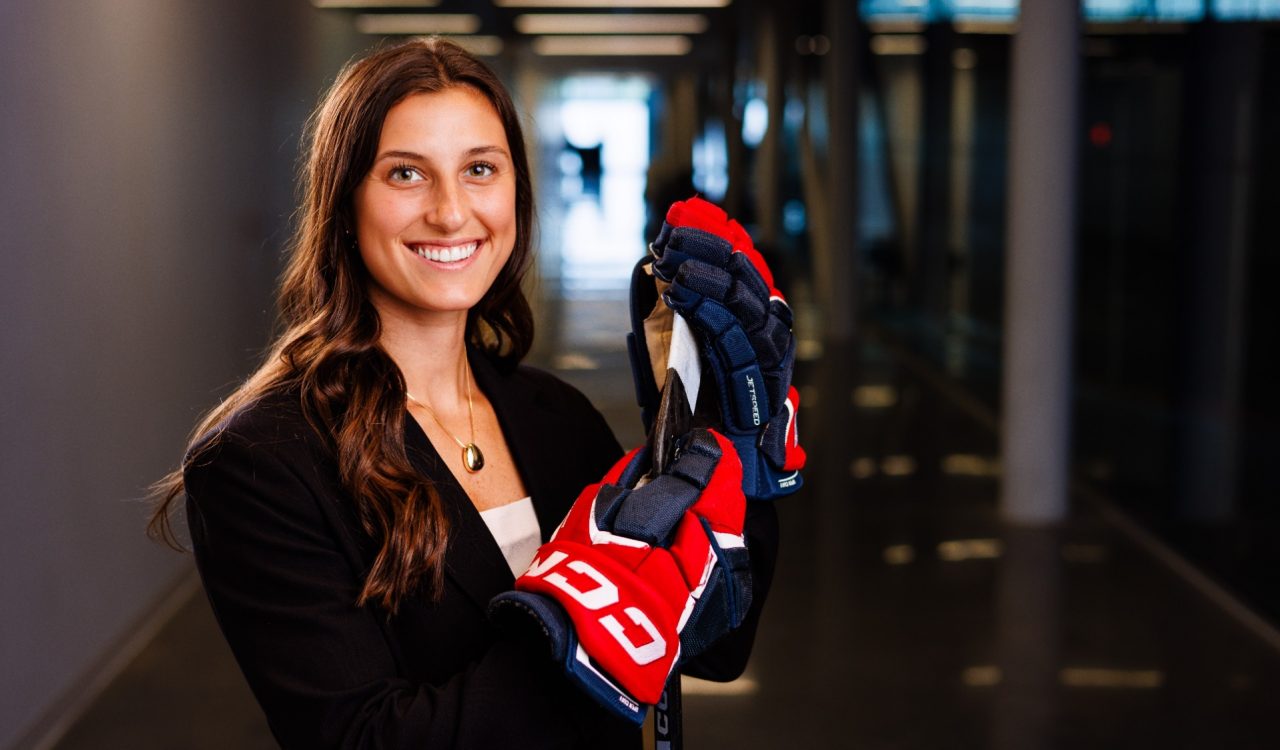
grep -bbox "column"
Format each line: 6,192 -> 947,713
817,0 -> 858,343
999,0 -> 1081,523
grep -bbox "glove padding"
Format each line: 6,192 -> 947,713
488,429 -> 750,725
629,197 -> 806,501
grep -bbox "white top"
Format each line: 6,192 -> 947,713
478,496 -> 542,578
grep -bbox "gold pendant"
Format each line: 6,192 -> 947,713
462,443 -> 485,473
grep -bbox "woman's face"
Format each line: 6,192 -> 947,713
353,86 -> 517,326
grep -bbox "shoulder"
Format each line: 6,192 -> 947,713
511,364 -> 598,413
181,387 -> 353,555
508,363 -> 622,448
476,352 -> 625,484
182,387 -> 330,497
190,387 -> 320,455
478,351 -> 604,424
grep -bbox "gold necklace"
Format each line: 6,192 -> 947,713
405,356 -> 485,473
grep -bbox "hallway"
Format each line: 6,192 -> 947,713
6,3 -> 1280,748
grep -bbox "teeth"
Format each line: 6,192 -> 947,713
412,241 -> 479,263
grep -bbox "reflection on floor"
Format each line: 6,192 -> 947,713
52,296 -> 1280,749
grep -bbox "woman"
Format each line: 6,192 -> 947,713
150,38 -> 777,749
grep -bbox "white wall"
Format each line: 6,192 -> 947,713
0,2 -> 363,746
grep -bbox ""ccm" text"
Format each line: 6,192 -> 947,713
526,550 -> 667,665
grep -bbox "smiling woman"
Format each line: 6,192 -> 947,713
145,36 -> 778,750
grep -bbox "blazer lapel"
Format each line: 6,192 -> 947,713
402,348 -> 575,615
469,350 -> 567,543
402,402 -> 513,614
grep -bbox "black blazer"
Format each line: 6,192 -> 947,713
184,349 -> 778,749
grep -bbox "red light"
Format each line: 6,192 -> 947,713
1090,122 -> 1112,148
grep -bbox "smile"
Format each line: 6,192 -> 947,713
407,240 -> 481,265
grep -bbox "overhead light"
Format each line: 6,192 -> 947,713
355,13 -> 481,35
419,35 -> 505,56
940,453 -> 1000,477
869,34 -> 928,56
851,384 -> 897,408
961,666 -> 1003,687
515,13 -> 708,34
499,0 -> 729,8
953,19 -> 1016,34
532,34 -> 692,55
880,455 -> 917,477
313,0 -> 438,7
937,538 -> 1003,562
797,338 -> 823,360
849,457 -> 877,479
882,544 -> 916,565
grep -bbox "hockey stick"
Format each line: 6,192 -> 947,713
647,314 -> 701,750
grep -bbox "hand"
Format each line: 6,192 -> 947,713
488,429 -> 749,725
629,197 -> 806,501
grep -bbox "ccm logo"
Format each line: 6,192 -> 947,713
527,551 -> 667,665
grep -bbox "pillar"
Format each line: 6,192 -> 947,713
999,0 -> 1081,523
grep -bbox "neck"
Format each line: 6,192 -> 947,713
372,299 -> 470,412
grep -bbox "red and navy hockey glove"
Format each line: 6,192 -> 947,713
629,197 -> 806,501
488,429 -> 749,725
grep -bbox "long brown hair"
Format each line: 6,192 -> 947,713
148,38 -> 535,611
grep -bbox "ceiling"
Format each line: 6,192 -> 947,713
311,0 -> 750,63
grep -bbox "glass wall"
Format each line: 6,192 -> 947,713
855,9 -> 1280,622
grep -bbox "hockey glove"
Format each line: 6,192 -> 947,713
488,429 -> 749,725
629,197 -> 806,501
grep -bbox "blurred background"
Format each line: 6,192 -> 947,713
2,0 -> 1279,748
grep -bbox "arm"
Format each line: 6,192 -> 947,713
185,431 -> 623,750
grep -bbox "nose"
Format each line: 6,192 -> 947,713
426,179 -> 466,233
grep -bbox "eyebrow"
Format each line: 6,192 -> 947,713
373,146 -> 510,163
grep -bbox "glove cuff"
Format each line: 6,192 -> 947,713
489,590 -> 648,725
731,433 -> 803,501
515,540 -> 680,705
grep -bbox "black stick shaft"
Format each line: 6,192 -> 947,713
653,674 -> 683,750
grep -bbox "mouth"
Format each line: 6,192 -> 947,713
406,240 -> 482,267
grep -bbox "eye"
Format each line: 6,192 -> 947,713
466,161 -> 497,178
387,164 -> 423,184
